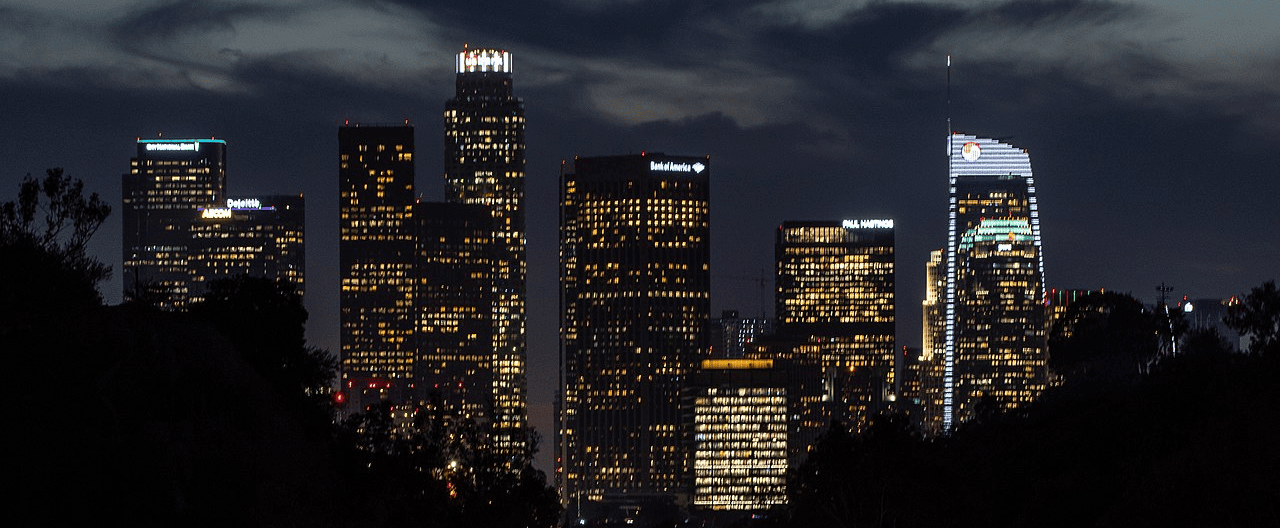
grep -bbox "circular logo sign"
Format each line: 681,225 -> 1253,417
962,141 -> 981,161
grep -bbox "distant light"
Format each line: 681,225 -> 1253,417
1183,302 -> 1194,313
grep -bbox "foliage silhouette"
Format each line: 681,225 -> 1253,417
1,168 -> 111,320
782,281 -> 1280,528
1226,279 -> 1280,356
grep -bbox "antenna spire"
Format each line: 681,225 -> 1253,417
946,54 -> 952,137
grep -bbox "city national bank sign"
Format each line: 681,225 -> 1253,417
144,142 -> 199,152
649,160 -> 706,174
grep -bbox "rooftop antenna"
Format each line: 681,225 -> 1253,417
1156,282 -> 1178,359
1156,282 -> 1174,306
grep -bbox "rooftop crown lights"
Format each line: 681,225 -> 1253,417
457,49 -> 511,73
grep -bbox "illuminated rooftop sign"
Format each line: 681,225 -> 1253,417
145,142 -> 198,152
227,198 -> 261,209
842,219 -> 894,229
201,208 -> 232,219
650,161 -> 706,174
457,49 -> 511,73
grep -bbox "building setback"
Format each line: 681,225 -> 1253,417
558,153 -> 711,522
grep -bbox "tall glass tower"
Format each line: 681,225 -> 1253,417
559,153 -> 711,522
338,125 -> 416,406
943,134 -> 1047,430
444,47 -> 529,457
775,220 -> 896,431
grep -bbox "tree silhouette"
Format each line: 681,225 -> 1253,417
1048,291 -> 1160,392
189,275 -> 336,424
1226,280 -> 1279,356
1,168 -> 111,319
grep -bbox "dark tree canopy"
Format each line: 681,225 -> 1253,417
1,168 -> 111,315
1048,291 -> 1161,391
190,275 -> 335,424
1226,280 -> 1280,356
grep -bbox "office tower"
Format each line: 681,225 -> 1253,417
338,125 -> 416,406
918,248 -> 946,435
413,202 -> 495,431
710,310 -> 774,359
559,153 -> 710,521
188,195 -> 305,303
953,218 -> 1045,420
688,359 -> 788,515
775,219 -> 895,431
122,138 -> 227,308
743,335 -> 828,467
444,47 -> 529,455
944,134 -> 1047,430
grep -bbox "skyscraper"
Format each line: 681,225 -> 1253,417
559,153 -> 711,521
943,134 -> 1047,430
688,359 -> 788,514
444,47 -> 528,455
189,194 -> 305,303
122,138 -> 227,308
919,248 -> 946,435
413,202 -> 495,431
124,139 -> 303,309
775,219 -> 895,431
338,124 -> 416,406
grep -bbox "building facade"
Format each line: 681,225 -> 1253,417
413,202 -> 496,432
444,47 -> 529,455
775,219 -> 895,432
123,139 -> 303,309
122,138 -> 227,308
943,134 -> 1047,430
688,359 -> 788,515
338,125 -> 416,405
189,195 -> 305,303
710,310 -> 774,359
918,248 -> 947,435
558,153 -> 711,522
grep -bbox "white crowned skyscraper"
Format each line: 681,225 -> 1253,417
444,47 -> 529,457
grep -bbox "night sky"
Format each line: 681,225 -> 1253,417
4,0 -> 1278,473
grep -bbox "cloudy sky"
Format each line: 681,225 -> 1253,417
4,0 -> 1278,471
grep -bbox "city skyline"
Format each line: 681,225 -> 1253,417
4,0 -> 1279,476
